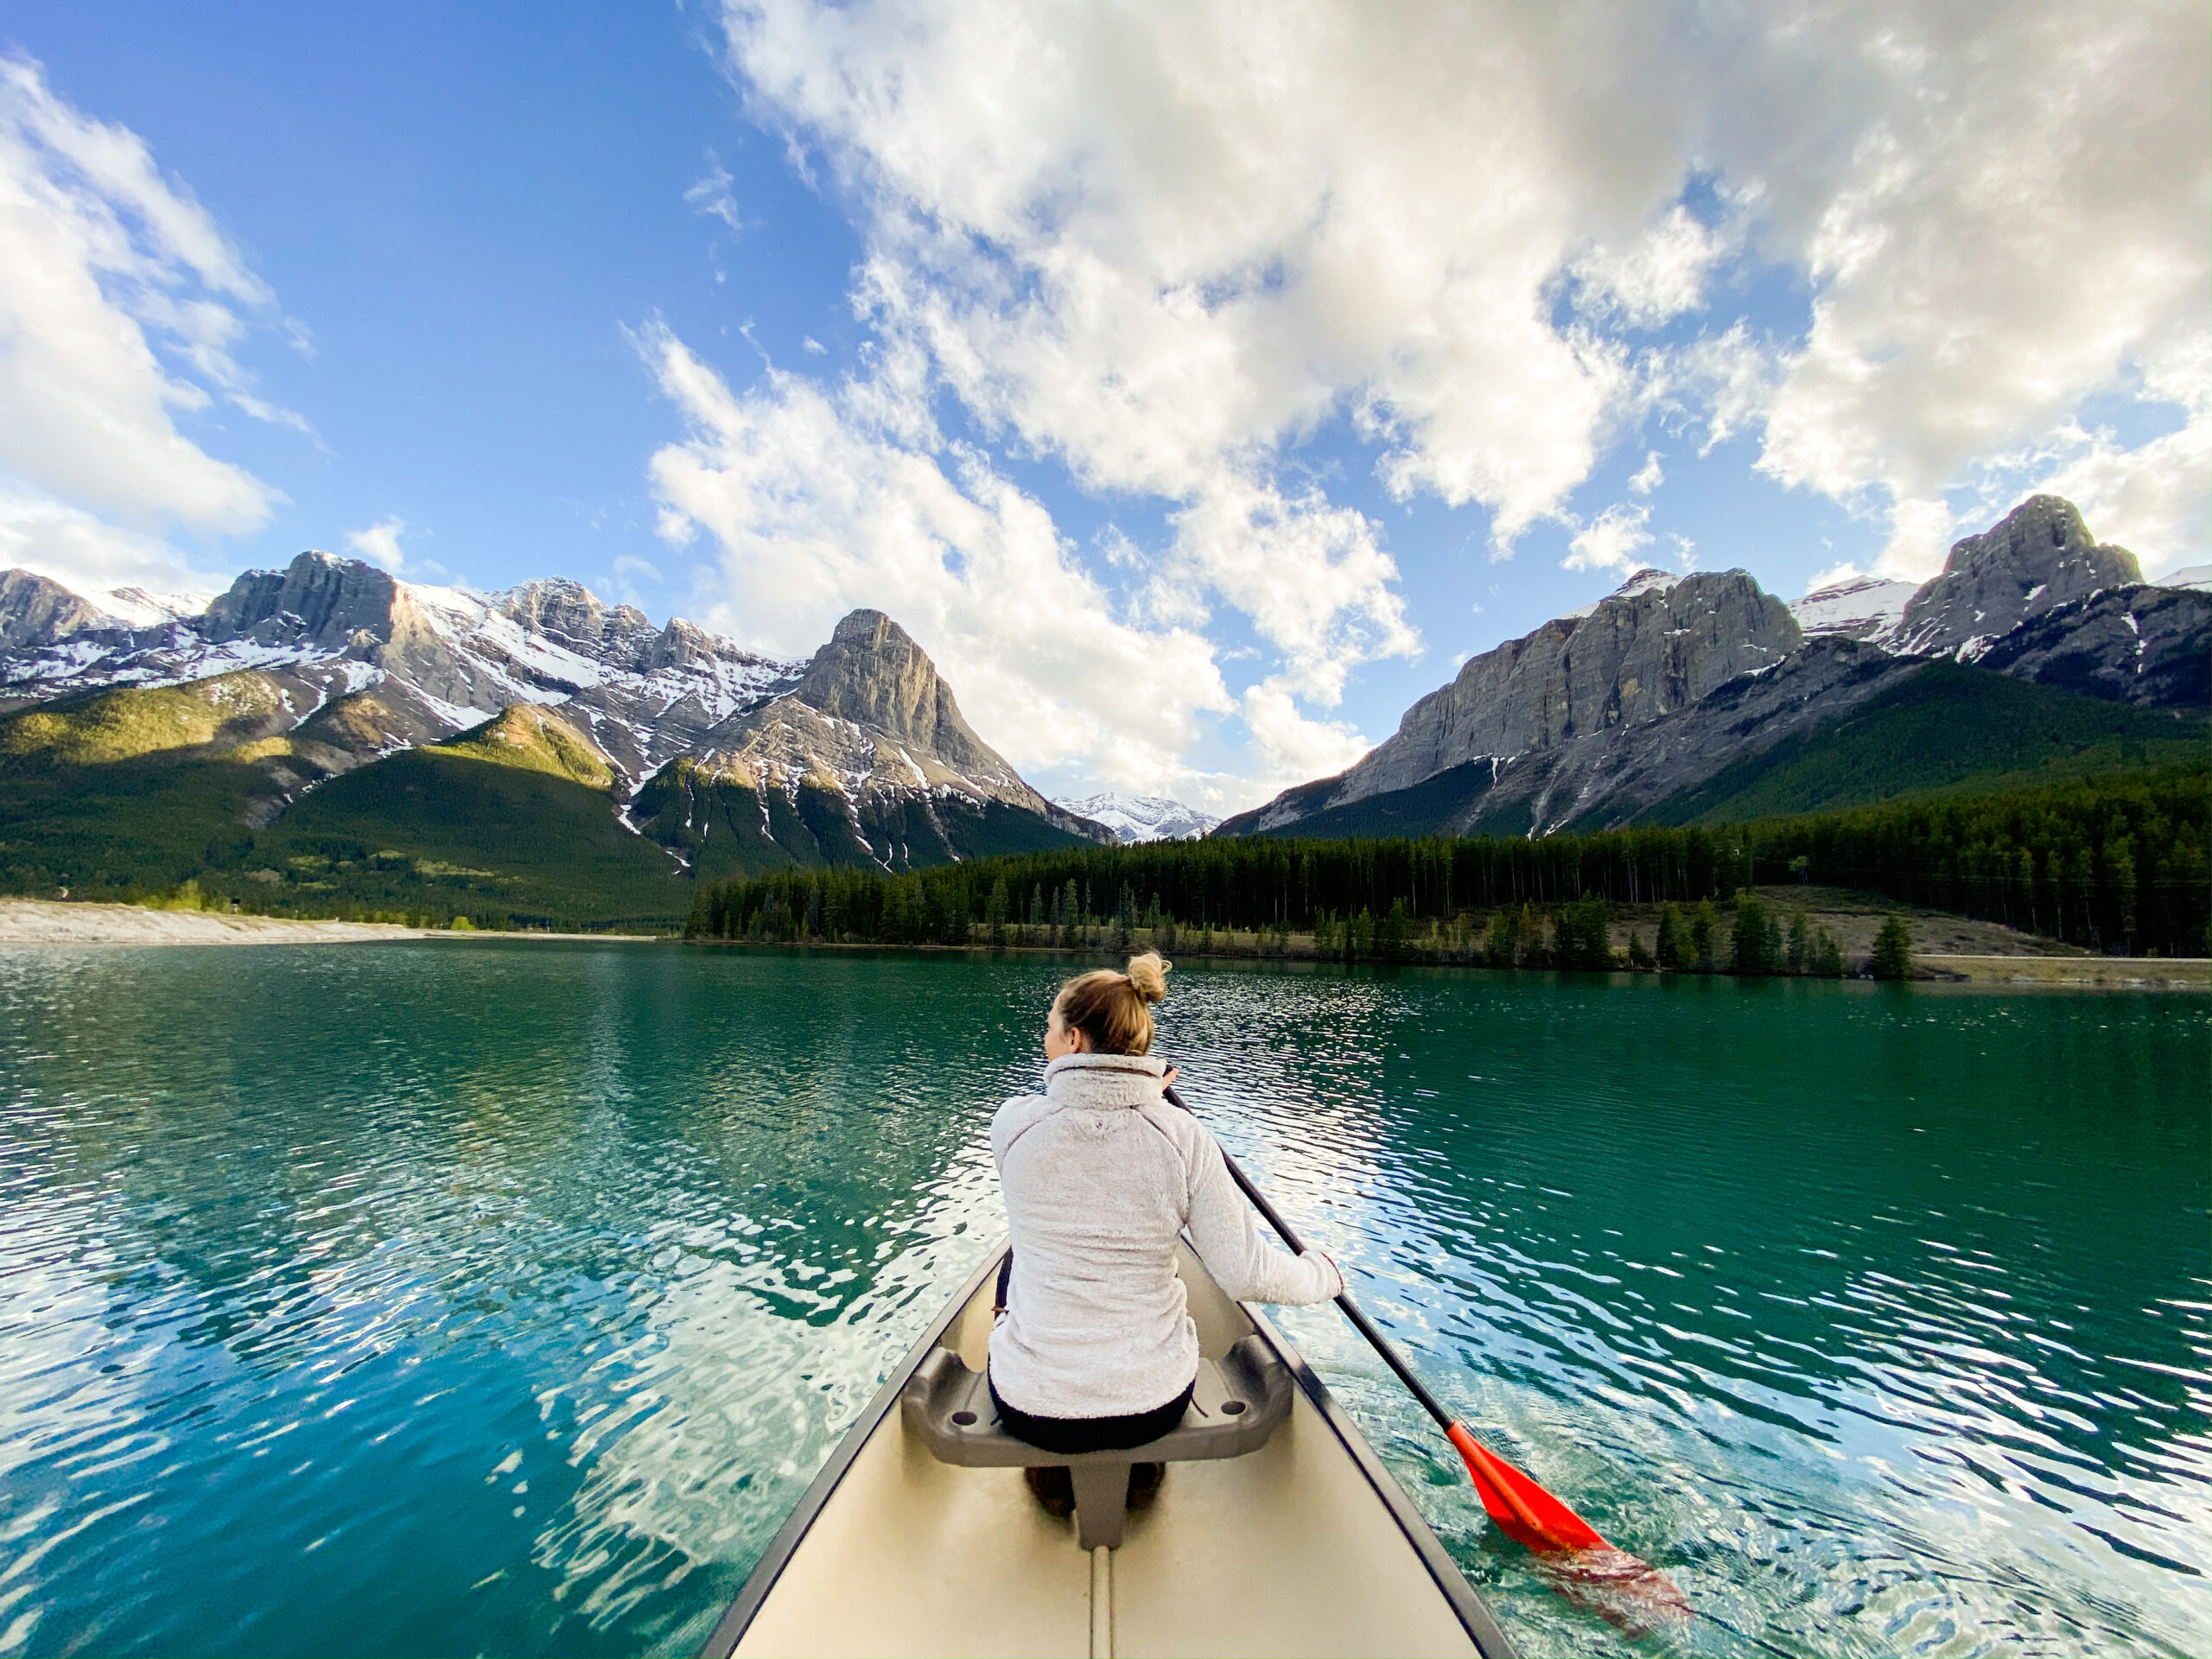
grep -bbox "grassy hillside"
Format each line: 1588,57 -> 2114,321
238,747 -> 686,926
224,709 -> 687,926
0,671 -> 296,766
1638,661 -> 2209,826
0,675 -> 322,896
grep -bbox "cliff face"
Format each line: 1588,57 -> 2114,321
1231,569 -> 1801,832
0,570 -> 118,652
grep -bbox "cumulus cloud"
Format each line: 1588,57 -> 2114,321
0,55 -> 299,595
636,321 -> 1243,800
683,0 -> 2203,794
346,517 -> 409,574
1564,504 -> 1654,575
1746,2 -> 2209,578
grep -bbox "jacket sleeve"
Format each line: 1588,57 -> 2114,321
1182,1121 -> 1344,1306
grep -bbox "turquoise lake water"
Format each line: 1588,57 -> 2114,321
0,942 -> 2204,1656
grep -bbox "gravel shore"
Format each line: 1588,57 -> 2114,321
0,899 -> 428,945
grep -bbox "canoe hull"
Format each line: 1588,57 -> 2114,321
704,1241 -> 1515,1659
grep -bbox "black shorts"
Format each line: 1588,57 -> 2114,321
988,1373 -> 1197,1455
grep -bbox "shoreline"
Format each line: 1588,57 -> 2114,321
0,899 -> 659,946
5,899 -> 2198,988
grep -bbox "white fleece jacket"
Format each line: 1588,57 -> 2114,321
988,1051 -> 1344,1420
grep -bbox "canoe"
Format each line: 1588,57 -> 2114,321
702,1238 -> 1517,1658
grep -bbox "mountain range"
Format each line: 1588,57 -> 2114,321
0,492 -> 2202,924
1217,495 -> 2209,841
1052,792 -> 1222,843
0,557 -> 1116,919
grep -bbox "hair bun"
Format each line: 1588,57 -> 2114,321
1125,950 -> 1172,1004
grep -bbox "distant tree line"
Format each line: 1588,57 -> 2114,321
686,766 -> 2207,963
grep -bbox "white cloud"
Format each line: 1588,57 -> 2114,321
346,517 -> 409,574
0,55 -> 300,596
636,321 -> 1239,796
1564,503 -> 1654,575
0,488 -> 231,601
1746,2 -> 2208,576
1158,476 -> 1416,705
728,0 -> 1699,550
1238,676 -> 1371,786
685,156 -> 744,232
684,0 -> 2204,797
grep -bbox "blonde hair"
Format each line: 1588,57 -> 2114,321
1056,951 -> 1172,1055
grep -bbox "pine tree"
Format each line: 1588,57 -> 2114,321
1517,901 -> 1548,968
1814,928 -> 1845,977
1690,899 -> 1718,971
1655,903 -> 1683,969
1484,906 -> 1520,968
986,876 -> 1010,944
1627,931 -> 1654,969
1731,891 -> 1770,975
1872,913 -> 1914,980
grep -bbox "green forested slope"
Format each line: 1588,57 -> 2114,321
632,760 -> 1093,880
245,747 -> 685,925
0,675 -> 315,893
1642,662 -> 2209,825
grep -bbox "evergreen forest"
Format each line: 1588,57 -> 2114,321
686,764 -> 2210,965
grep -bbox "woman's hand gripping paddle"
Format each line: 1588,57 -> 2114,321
1162,1083 -> 1689,1626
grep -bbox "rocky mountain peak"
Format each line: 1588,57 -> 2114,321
201,550 -> 404,650
0,569 -> 116,651
1894,495 -> 2144,658
793,608 -> 995,771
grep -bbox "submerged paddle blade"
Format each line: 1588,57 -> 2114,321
1446,1422 -> 1606,1551
1446,1423 -> 1692,1620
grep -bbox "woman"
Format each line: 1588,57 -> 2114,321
988,951 -> 1342,1503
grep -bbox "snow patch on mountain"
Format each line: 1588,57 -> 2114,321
1562,567 -> 1684,621
1054,792 -> 1219,843
1790,575 -> 1918,644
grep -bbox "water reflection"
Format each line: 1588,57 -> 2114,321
0,945 -> 2202,1657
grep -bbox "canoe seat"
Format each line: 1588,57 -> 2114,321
899,1337 -> 1294,1550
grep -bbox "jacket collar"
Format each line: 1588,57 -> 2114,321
1043,1051 -> 1167,1109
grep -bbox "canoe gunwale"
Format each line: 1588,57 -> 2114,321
699,1238 -> 1517,1658
1242,1300 -> 1517,1658
696,1243 -> 1007,1659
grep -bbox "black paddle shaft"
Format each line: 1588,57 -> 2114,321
1162,1083 -> 1457,1434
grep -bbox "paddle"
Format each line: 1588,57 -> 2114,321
1162,1082 -> 1688,1618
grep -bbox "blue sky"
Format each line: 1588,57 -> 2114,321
3,2 -> 2204,810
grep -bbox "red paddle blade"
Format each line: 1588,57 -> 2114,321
1446,1421 -> 1608,1551
1446,1422 -> 1691,1624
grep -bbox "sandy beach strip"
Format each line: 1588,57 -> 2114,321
0,899 -> 432,945
0,900 -> 667,945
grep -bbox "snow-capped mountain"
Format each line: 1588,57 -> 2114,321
1053,792 -> 1220,842
0,551 -> 1114,877
0,552 -> 801,790
1219,494 -> 2209,842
